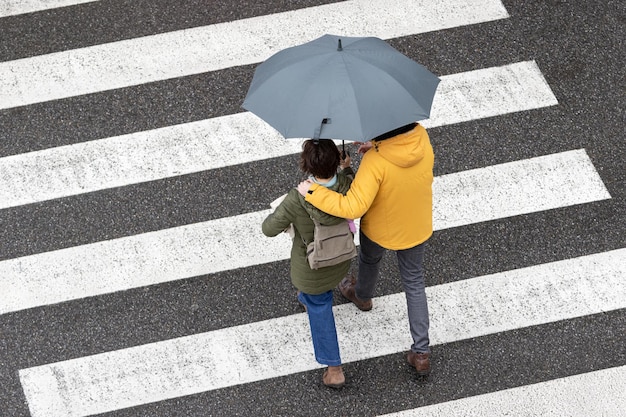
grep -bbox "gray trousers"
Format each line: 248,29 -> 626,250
356,230 -> 430,353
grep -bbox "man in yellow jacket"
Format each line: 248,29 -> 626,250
297,122 -> 434,376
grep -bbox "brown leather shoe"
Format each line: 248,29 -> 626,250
338,275 -> 372,311
407,351 -> 431,376
323,366 -> 345,389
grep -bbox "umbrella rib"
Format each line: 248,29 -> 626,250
338,53 -> 365,140
287,54 -> 339,139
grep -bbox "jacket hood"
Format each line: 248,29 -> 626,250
375,124 -> 427,168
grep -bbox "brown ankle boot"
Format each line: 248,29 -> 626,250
338,275 -> 372,311
323,366 -> 345,389
407,351 -> 431,376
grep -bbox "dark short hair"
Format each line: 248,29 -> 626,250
299,139 -> 340,179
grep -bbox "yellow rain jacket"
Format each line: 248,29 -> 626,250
305,124 -> 434,250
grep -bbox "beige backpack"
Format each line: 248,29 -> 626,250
304,217 -> 357,269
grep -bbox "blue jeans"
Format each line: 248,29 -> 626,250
356,230 -> 430,353
298,290 -> 342,366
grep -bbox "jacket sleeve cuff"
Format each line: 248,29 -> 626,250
305,183 -> 321,199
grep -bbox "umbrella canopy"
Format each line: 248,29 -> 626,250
242,34 -> 440,141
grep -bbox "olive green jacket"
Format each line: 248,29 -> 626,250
262,169 -> 354,294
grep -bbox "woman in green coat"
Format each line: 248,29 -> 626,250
262,139 -> 353,388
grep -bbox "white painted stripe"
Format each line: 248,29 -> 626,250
0,0 -> 99,17
19,249 -> 626,417
432,149 -> 610,229
0,61 -> 557,209
421,59 -> 558,128
0,0 -> 509,109
0,149 -> 610,314
378,366 -> 626,417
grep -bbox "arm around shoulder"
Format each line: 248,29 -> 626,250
306,163 -> 379,219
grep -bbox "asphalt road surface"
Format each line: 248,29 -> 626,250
0,1 -> 624,416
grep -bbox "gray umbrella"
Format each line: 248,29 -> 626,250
242,34 -> 440,142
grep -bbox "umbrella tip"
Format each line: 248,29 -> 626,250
337,39 -> 343,51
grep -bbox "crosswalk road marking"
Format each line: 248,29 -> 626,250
378,365 -> 626,417
0,0 -> 509,110
0,60 -> 557,209
18,249 -> 626,417
0,149 -> 610,314
1,0 -> 622,416
0,0 -> 100,17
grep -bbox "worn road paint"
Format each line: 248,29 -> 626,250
0,61 -> 556,209
0,0 -> 100,17
378,366 -> 626,417
0,149 -> 610,314
18,249 -> 626,417
0,0 -> 509,109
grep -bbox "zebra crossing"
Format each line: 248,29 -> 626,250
0,149 -> 612,314
1,0 -> 624,416
0,0 -> 509,109
1,61 -> 558,209
17,249 -> 626,416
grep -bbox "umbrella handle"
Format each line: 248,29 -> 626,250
340,140 -> 350,159
314,118 -> 331,139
